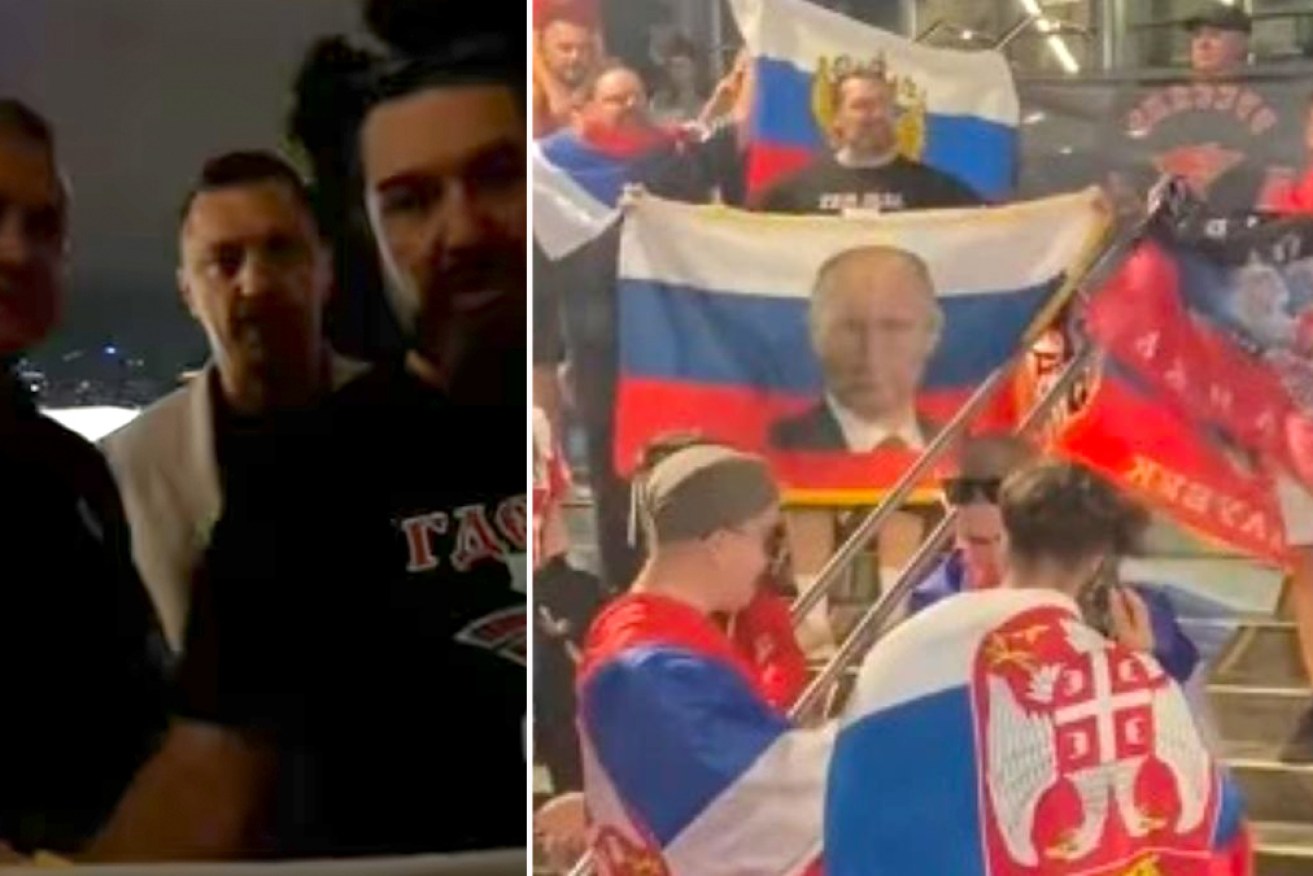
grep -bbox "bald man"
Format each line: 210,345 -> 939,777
769,245 -> 943,452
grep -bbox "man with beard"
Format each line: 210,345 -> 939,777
535,61 -> 750,593
755,69 -> 980,215
90,13 -> 526,861
533,0 -> 600,138
0,99 -> 167,854
102,152 -> 367,652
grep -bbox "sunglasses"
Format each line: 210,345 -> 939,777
728,522 -> 790,577
943,477 -> 1003,506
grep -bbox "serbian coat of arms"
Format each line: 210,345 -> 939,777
971,606 -> 1220,875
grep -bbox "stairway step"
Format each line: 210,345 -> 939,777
1254,821 -> 1313,875
1208,684 -> 1311,747
1212,622 -> 1306,687
1220,741 -> 1313,824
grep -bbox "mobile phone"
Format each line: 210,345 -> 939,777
1078,556 -> 1118,637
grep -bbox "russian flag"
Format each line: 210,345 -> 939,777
614,189 -> 1109,504
730,0 -> 1020,200
578,594 -> 828,875
827,588 -> 1251,875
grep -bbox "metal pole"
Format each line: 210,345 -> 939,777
1098,0 -> 1118,71
994,13 -> 1042,50
915,18 -> 946,43
710,0 -> 726,78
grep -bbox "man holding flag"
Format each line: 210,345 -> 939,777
533,58 -> 754,592
755,67 -> 981,214
828,460 -> 1251,875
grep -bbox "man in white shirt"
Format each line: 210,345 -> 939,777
101,151 -> 365,652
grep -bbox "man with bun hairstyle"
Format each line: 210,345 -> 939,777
576,438 -> 828,876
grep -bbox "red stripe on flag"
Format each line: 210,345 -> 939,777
745,143 -> 816,200
615,378 -> 1017,503
1053,367 -> 1287,564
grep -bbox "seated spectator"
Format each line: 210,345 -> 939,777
578,439 -> 827,875
910,434 -> 1199,684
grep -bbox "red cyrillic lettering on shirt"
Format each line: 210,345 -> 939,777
450,504 -> 507,571
496,495 -> 528,551
401,512 -> 449,572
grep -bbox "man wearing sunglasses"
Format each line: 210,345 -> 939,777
909,434 -> 1199,684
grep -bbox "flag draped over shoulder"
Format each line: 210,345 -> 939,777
613,190 -> 1109,504
577,594 -> 828,876
1046,213 -> 1313,563
826,588 -> 1249,876
729,0 -> 1020,200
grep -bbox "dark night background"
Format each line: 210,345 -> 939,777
0,0 -> 365,398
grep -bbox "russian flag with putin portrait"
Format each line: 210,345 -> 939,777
730,0 -> 1021,200
613,189 -> 1110,504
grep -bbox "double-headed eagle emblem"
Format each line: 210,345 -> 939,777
810,53 -> 927,159
980,614 -> 1215,870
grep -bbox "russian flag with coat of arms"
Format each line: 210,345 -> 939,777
730,0 -> 1021,200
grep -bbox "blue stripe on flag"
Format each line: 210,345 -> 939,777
753,58 -> 1016,199
538,130 -> 631,207
581,646 -> 792,846
826,686 -> 985,875
618,279 -> 1057,392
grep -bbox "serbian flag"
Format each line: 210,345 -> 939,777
533,125 -> 696,260
827,588 -> 1251,875
730,0 -> 1020,200
578,593 -> 829,875
614,189 -> 1110,505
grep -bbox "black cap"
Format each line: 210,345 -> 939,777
1184,4 -> 1252,34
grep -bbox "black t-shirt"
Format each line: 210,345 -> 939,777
755,154 -> 982,215
176,364 -> 526,857
1104,77 -> 1301,215
0,373 -> 168,853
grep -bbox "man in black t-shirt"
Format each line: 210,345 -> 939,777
91,12 -> 526,862
756,69 -> 981,215
1104,5 -> 1300,216
0,99 -> 167,856
534,61 -> 751,592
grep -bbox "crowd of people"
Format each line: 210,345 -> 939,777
0,0 -> 525,864
531,0 -> 1313,873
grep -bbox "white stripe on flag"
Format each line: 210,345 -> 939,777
532,143 -> 618,260
729,0 -> 1019,125
619,190 -> 1108,300
662,723 -> 833,876
844,589 -> 1080,721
